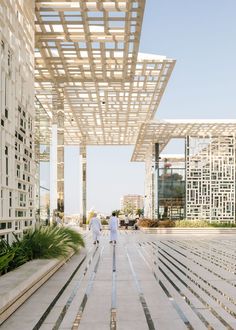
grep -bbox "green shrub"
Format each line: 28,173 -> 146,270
21,226 -> 84,260
0,226 -> 84,275
138,219 -> 159,227
175,220 -> 236,228
129,218 -> 236,229
209,222 -> 236,228
138,219 -> 175,228
0,237 -> 29,275
0,240 -> 15,274
101,219 -> 108,225
158,220 -> 175,227
175,220 -> 209,228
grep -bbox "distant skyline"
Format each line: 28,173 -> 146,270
64,146 -> 145,215
41,0 -> 236,215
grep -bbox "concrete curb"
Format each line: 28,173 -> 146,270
0,253 -> 74,325
139,227 -> 236,234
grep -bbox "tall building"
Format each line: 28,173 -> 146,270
0,1 -> 35,243
120,195 -> 144,212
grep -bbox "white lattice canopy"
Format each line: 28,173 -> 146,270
35,1 -> 175,145
132,119 -> 236,161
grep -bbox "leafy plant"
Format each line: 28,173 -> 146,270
175,220 -> 209,228
136,208 -> 143,217
0,226 -> 84,275
158,220 -> 175,227
134,217 -> 236,229
0,237 -> 28,275
21,226 -> 84,259
138,219 -> 159,228
0,240 -> 14,275
175,220 -> 236,228
112,210 -> 120,217
209,222 -> 236,228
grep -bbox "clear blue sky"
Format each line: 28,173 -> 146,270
42,0 -> 236,215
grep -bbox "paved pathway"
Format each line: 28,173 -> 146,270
1,230 -> 236,330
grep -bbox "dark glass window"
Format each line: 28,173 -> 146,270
0,223 -> 6,229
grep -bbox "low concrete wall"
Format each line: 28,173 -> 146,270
139,227 -> 236,235
0,252 -> 75,325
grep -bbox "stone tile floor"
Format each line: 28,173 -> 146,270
1,230 -> 236,330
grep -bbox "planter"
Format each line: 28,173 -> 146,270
0,250 -> 85,325
139,227 -> 236,234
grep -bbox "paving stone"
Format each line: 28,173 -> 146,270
1,231 -> 236,330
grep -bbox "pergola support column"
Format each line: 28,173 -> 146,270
154,143 -> 160,220
144,144 -> 156,219
50,86 -> 64,222
57,111 -> 64,214
80,145 -> 87,224
50,121 -> 57,221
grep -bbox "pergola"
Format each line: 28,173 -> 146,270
132,119 -> 236,221
34,0 -> 176,221
35,1 -> 175,145
132,119 -> 236,162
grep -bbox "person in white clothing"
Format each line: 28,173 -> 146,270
109,212 -> 119,244
89,213 -> 102,244
124,215 -> 129,229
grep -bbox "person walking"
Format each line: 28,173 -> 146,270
124,214 -> 129,229
109,211 -> 119,244
89,213 -> 102,244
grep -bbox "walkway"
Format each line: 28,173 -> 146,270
1,230 -> 236,330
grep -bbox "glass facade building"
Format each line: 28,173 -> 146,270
132,121 -> 236,223
157,160 -> 185,220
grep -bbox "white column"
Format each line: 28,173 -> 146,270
50,86 -> 64,222
57,109 -> 64,215
144,144 -> 155,219
50,123 -> 57,221
80,145 -> 87,224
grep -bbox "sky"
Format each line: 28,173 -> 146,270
41,0 -> 236,215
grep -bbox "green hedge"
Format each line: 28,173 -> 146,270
209,222 -> 236,228
138,219 -> 159,228
138,219 -> 236,228
175,220 -> 209,228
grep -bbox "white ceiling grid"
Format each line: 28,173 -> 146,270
132,120 -> 236,161
35,0 -> 175,145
